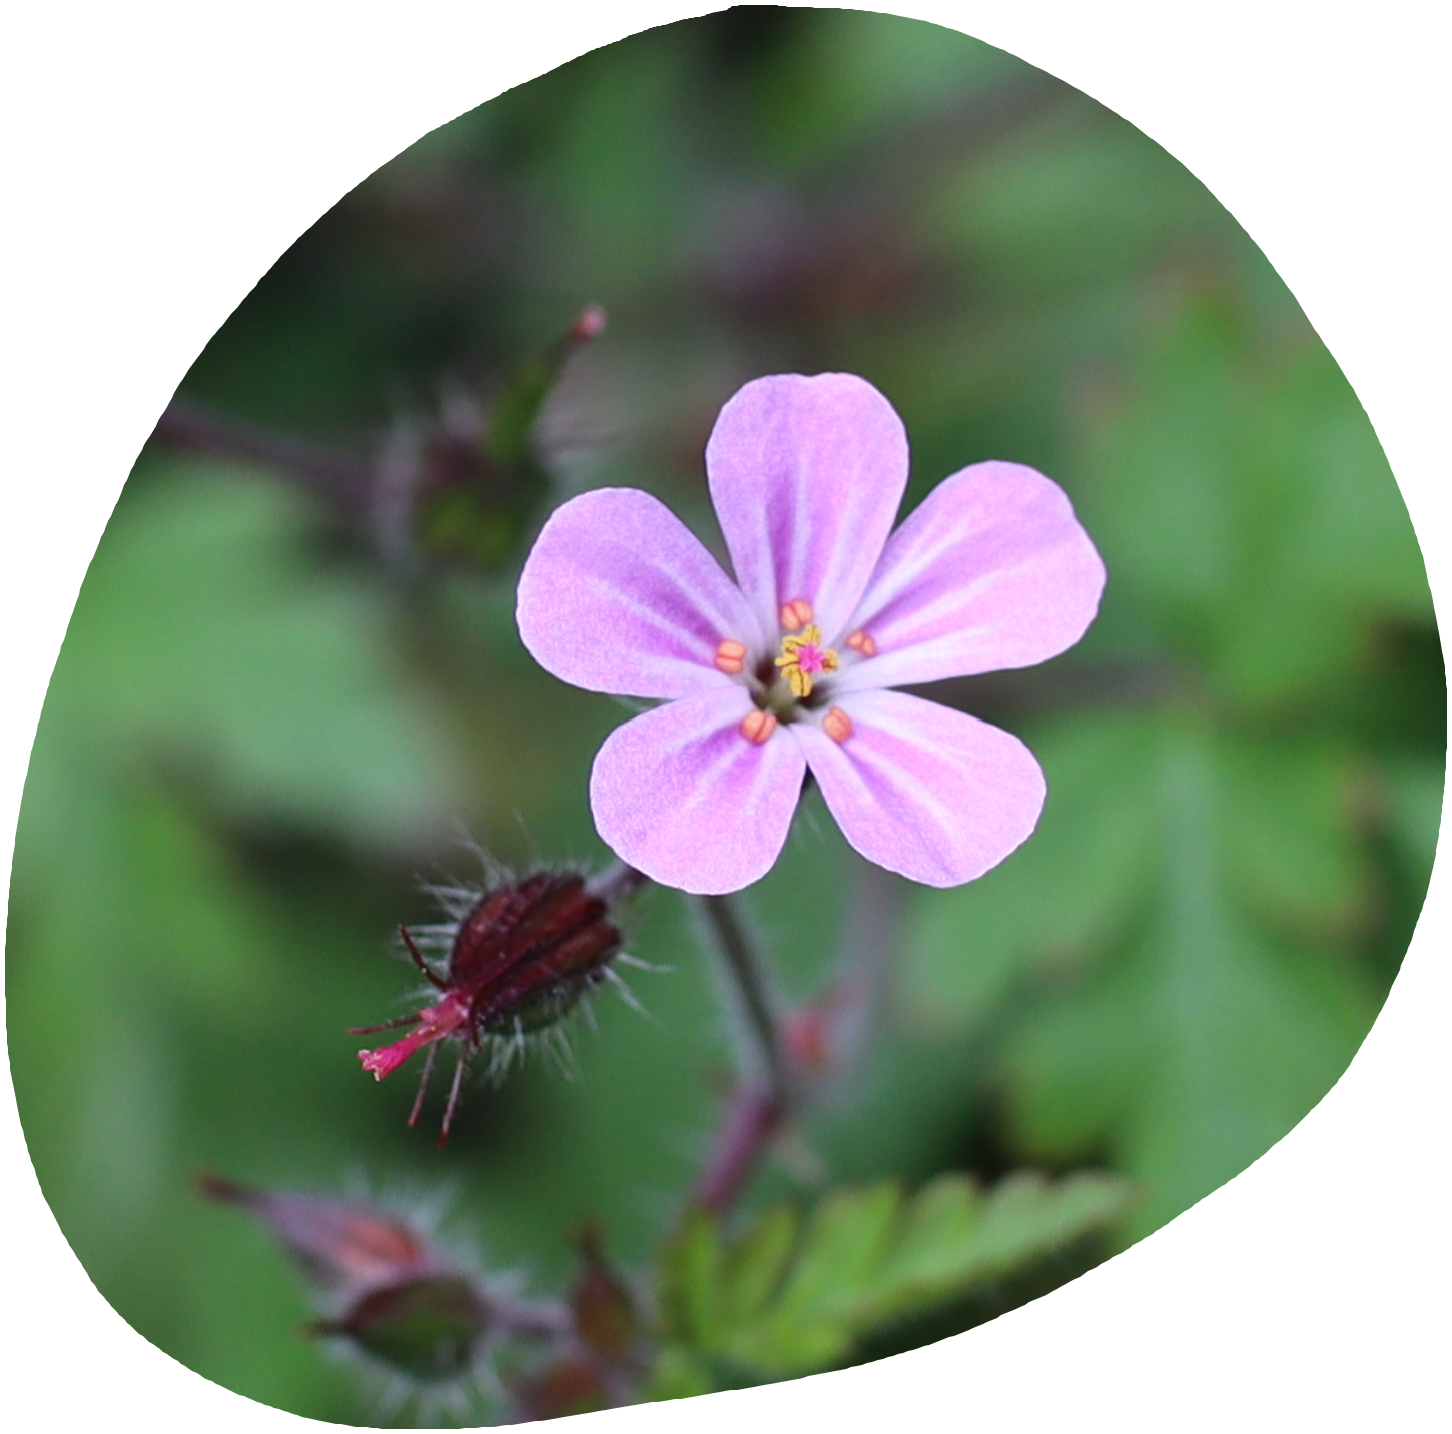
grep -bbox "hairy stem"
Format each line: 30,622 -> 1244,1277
693,893 -> 792,1212
694,1082 -> 784,1215
152,395 -> 371,506
589,860 -> 648,906
696,894 -> 790,1098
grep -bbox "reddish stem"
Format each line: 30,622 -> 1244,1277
693,1083 -> 786,1214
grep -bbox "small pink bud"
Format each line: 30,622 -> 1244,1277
571,304 -> 608,342
197,1174 -> 431,1291
783,977 -> 862,1076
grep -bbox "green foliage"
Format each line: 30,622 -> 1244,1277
653,1171 -> 1132,1387
902,272 -> 1434,1242
1080,289 -> 1428,705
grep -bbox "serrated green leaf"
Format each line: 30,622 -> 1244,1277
655,1172 -> 1131,1383
657,1206 -> 724,1348
719,1203 -> 798,1327
643,1347 -> 715,1403
870,1174 -> 982,1296
859,1172 -> 1130,1327
767,1181 -> 902,1324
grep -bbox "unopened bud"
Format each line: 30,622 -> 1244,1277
312,1275 -> 492,1383
783,976 -> 862,1077
571,304 -> 608,343
197,1174 -> 429,1291
569,1223 -> 640,1366
202,1174 -> 498,1387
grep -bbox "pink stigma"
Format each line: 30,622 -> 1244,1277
356,994 -> 469,1080
794,642 -> 830,676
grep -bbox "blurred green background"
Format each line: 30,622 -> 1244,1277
7,8 -> 1442,1425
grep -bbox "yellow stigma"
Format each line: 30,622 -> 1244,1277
774,624 -> 839,699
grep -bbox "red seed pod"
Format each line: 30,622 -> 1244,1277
352,868 -> 636,1147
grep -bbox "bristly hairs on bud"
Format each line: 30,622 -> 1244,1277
198,1171 -> 566,1425
351,856 -> 650,1148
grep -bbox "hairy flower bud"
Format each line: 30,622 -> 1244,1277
352,865 -> 638,1146
312,1274 -> 492,1383
201,1174 -> 500,1392
197,1174 -> 430,1291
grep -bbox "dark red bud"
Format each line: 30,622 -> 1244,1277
354,868 -> 627,1146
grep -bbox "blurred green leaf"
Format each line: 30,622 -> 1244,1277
39,458 -> 457,840
655,1171 -> 1131,1382
1078,288 -> 1431,705
1001,718 -> 1381,1238
10,456 -> 464,1304
903,712 -> 1159,1029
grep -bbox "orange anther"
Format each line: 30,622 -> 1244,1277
714,638 -> 748,674
846,629 -> 877,657
822,706 -> 854,744
779,598 -> 814,631
740,709 -> 779,745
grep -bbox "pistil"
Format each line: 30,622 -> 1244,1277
775,624 -> 839,698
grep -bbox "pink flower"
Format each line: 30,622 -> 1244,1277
517,374 -> 1105,895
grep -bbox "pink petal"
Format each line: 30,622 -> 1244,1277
590,689 -> 807,894
517,488 -> 763,699
833,461 -> 1106,693
795,689 -> 1045,887
706,374 -> 909,645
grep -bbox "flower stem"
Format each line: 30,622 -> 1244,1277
696,894 -> 790,1099
589,860 -> 648,906
694,1082 -> 784,1214
693,893 -> 793,1212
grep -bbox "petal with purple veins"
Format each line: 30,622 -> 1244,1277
834,461 -> 1106,692
590,688 -> 806,895
795,689 -> 1045,887
517,488 -> 763,700
706,374 -> 909,644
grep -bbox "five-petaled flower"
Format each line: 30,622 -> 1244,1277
517,373 -> 1105,895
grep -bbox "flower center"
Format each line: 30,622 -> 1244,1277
775,624 -> 839,698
